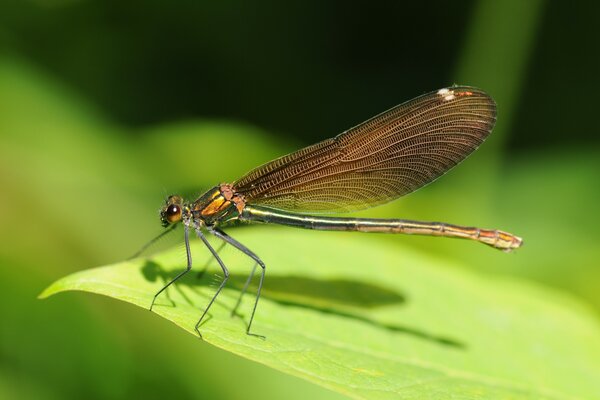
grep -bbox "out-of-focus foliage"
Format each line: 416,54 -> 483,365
1,1 -> 599,399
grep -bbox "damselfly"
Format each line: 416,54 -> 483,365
145,86 -> 522,338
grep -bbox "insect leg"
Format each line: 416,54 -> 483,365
194,228 -> 230,339
196,241 -> 226,280
149,224 -> 192,311
209,227 -> 265,339
230,262 -> 258,317
130,224 -> 177,260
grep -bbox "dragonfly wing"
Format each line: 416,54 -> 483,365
233,86 -> 496,213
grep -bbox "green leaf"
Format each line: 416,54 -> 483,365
40,227 -> 600,400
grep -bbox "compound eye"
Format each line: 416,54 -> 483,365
165,204 -> 182,223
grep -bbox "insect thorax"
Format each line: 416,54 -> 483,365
192,184 -> 246,226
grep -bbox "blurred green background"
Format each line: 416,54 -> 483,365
1,1 -> 599,399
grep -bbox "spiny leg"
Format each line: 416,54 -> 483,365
209,227 -> 266,339
196,241 -> 226,280
150,224 -> 192,311
194,228 -> 229,339
231,262 -> 258,318
195,235 -> 256,318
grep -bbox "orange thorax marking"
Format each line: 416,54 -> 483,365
200,195 -> 231,217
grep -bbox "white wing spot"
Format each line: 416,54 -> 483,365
438,88 -> 455,101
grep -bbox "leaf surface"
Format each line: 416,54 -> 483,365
41,227 -> 600,400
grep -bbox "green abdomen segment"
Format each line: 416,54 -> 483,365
241,205 -> 522,251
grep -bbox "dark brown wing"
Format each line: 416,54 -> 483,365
233,86 -> 496,213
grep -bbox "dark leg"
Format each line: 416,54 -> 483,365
196,236 -> 255,318
149,224 -> 192,311
230,262 -> 258,317
129,224 -> 177,260
194,228 -> 229,339
196,241 -> 226,280
209,228 -> 266,339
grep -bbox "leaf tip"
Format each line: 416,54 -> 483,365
38,281 -> 63,300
